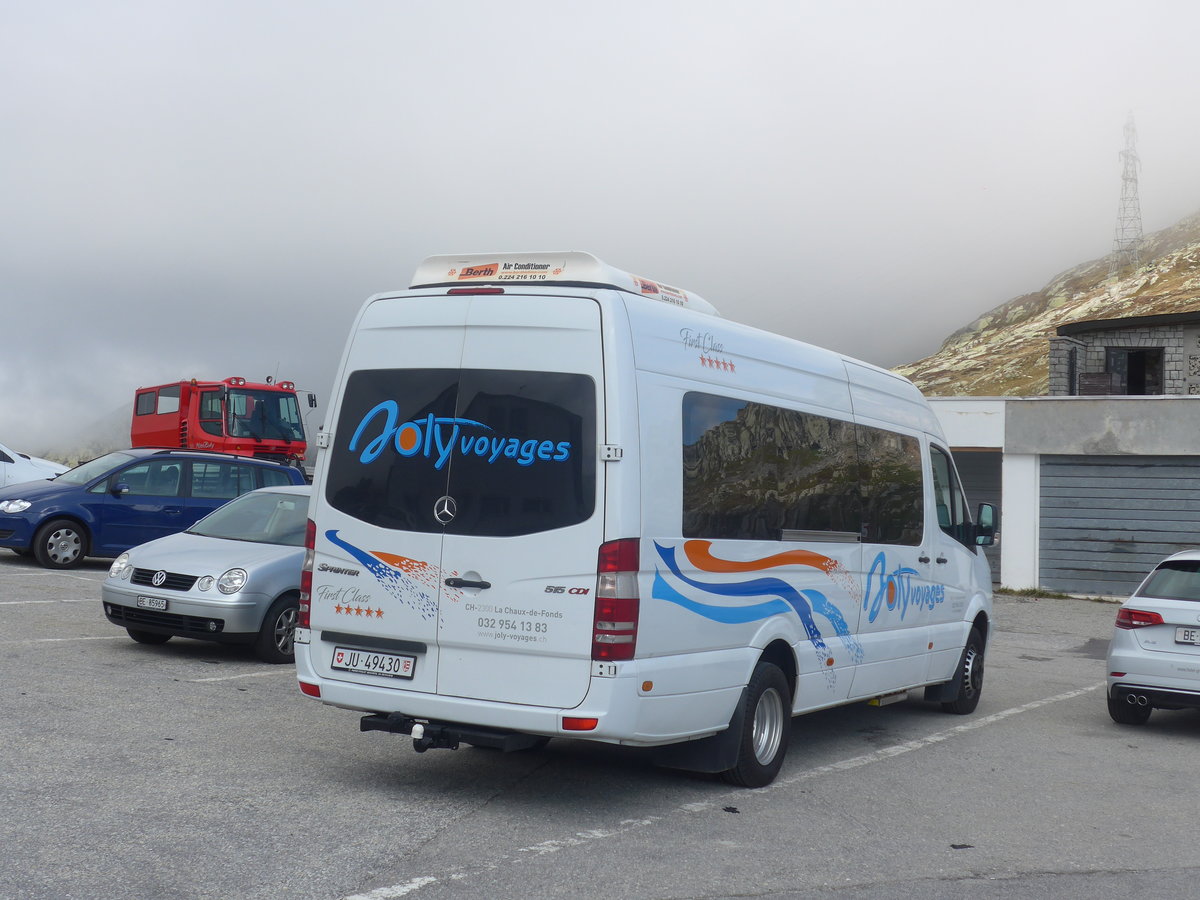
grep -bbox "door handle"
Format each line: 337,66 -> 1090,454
445,577 -> 491,590
936,556 -> 949,565
918,554 -> 931,563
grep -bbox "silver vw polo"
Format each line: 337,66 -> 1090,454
102,485 -> 310,663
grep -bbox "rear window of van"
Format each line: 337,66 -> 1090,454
326,368 -> 596,536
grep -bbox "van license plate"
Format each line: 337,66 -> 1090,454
1176,627 -> 1200,645
136,596 -> 167,611
331,647 -> 415,679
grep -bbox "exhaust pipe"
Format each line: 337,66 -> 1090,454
1126,694 -> 1149,706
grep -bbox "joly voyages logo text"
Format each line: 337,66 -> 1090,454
348,401 -> 572,470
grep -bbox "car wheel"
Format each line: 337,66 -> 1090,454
32,519 -> 88,569
942,627 -> 985,714
1107,693 -> 1152,725
127,628 -> 171,645
255,594 -> 299,664
721,661 -> 791,788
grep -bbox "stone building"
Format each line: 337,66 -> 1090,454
1048,311 -> 1200,396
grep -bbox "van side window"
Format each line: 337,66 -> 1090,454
681,392 -> 921,545
930,445 -> 973,548
857,425 -> 924,545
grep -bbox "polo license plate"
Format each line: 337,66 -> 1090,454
1175,627 -> 1200,645
331,646 -> 415,679
136,596 -> 168,611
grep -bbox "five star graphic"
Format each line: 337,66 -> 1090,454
699,354 -> 735,372
333,604 -> 384,618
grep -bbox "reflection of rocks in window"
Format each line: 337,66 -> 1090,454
1190,383 -> 1200,395
1190,355 -> 1200,377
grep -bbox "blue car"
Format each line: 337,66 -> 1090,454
0,448 -> 306,569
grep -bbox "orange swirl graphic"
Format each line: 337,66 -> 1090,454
682,540 -> 861,604
683,540 -> 838,575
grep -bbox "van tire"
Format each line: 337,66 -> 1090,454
941,628 -> 985,714
33,519 -> 88,569
721,661 -> 791,788
255,594 -> 299,664
127,628 -> 171,645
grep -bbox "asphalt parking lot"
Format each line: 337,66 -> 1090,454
2,551 -> 1198,900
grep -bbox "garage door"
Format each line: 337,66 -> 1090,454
1040,455 -> 1200,596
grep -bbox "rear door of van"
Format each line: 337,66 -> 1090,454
317,292 -> 605,709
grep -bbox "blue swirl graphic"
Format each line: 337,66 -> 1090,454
652,542 -> 863,665
324,529 -> 437,620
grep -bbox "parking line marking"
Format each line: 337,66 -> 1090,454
0,572 -> 106,584
3,636 -> 126,644
342,877 -> 438,899
335,682 -> 1106,900
187,671 -> 297,683
0,598 -> 98,605
769,682 -> 1105,788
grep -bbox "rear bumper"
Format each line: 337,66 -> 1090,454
294,632 -> 747,746
1109,682 -> 1200,711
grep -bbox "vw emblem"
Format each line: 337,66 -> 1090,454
433,495 -> 457,524
151,571 -> 168,587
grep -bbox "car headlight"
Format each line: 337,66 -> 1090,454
0,499 -> 31,514
217,568 -> 248,594
108,553 -> 132,579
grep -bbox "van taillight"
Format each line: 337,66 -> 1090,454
593,539 -> 639,661
1115,607 -> 1164,629
299,518 -> 315,628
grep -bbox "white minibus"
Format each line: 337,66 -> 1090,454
294,251 -> 996,787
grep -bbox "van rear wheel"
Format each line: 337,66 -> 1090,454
721,661 -> 791,788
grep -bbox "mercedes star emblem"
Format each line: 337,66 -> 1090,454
434,495 -> 457,524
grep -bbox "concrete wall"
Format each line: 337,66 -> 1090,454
1004,396 -> 1200,455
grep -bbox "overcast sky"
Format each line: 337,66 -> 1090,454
5,0 -> 1200,453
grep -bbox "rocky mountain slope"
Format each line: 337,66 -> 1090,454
894,211 -> 1200,395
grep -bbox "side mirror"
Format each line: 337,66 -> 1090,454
975,502 -> 997,547
307,393 -> 318,409
111,482 -> 131,497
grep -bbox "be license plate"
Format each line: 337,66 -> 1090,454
331,646 -> 415,679
1175,627 -> 1200,645
136,596 -> 167,611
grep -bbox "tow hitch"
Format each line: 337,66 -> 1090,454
360,712 -> 548,753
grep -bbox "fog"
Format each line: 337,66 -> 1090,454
5,0 -> 1200,454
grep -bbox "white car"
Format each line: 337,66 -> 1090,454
0,441 -> 66,488
1106,549 -> 1200,724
